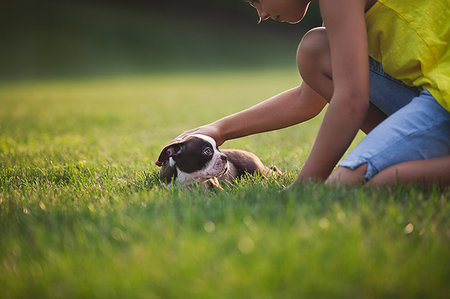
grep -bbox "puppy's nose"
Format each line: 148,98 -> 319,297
220,155 -> 227,162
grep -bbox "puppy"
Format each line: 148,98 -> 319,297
155,134 -> 281,187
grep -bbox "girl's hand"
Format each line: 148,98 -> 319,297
171,124 -> 224,146
155,124 -> 223,167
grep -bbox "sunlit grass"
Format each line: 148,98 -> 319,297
1,70 -> 449,298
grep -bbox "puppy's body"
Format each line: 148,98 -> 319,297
218,149 -> 281,182
156,134 -> 281,187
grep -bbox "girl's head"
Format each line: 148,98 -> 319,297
246,0 -> 312,24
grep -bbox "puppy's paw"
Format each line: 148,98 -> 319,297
269,166 -> 282,175
205,177 -> 223,190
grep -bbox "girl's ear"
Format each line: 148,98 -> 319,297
156,143 -> 183,166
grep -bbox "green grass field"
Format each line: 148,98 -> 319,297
1,70 -> 449,298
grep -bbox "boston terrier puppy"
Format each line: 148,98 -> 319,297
155,134 -> 281,187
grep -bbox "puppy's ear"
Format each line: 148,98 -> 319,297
156,143 -> 183,166
157,143 -> 184,184
159,162 -> 178,184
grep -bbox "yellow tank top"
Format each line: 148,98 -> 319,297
365,0 -> 450,111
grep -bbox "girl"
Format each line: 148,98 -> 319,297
169,0 -> 450,189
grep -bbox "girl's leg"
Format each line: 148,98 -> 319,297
328,155 -> 450,189
369,156 -> 450,189
329,91 -> 450,187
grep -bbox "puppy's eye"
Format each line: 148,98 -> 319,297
202,147 -> 213,156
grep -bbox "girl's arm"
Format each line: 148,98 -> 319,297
174,82 -> 327,145
296,0 -> 370,182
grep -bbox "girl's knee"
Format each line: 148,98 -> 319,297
297,28 -> 328,66
297,27 -> 331,81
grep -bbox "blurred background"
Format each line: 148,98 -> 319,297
0,0 -> 322,82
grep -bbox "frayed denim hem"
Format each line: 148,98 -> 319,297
339,159 -> 380,180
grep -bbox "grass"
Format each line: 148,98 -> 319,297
1,69 -> 449,298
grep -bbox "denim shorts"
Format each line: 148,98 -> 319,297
339,57 -> 450,179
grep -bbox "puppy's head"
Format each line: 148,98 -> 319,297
156,134 -> 228,185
